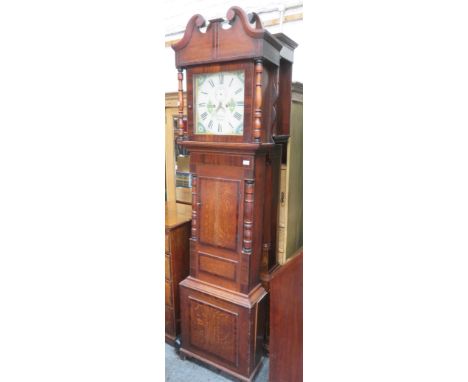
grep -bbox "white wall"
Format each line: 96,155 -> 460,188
163,1 -> 304,93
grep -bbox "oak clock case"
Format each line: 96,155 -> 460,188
172,7 -> 297,382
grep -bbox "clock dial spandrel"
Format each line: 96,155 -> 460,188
194,71 -> 245,136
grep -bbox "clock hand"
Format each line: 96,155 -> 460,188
216,101 -> 225,112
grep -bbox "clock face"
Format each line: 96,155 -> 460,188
194,71 -> 245,135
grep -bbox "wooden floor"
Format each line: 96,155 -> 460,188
165,344 -> 269,381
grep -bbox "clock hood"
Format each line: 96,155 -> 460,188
172,6 -> 283,68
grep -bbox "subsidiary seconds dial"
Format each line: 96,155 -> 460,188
194,70 -> 245,136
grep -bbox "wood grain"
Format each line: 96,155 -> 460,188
171,7 -> 298,381
179,278 -> 267,380
172,6 -> 282,68
189,297 -> 238,366
198,252 -> 237,281
165,202 -> 191,344
199,177 -> 240,250
269,249 -> 303,382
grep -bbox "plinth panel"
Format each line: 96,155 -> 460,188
180,278 -> 266,381
189,297 -> 238,366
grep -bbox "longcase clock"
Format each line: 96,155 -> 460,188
172,7 -> 297,381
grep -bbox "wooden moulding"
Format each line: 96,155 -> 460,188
171,13 -> 206,51
273,32 -> 299,63
164,12 -> 303,48
172,6 -> 282,67
178,141 -> 275,154
180,276 -> 266,309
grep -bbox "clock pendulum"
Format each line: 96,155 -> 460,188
172,7 -> 297,381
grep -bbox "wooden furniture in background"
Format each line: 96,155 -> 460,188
269,248 -> 303,382
165,92 -> 191,204
165,202 -> 192,344
277,82 -> 303,264
172,7 -> 297,382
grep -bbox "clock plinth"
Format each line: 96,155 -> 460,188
179,277 -> 266,382
172,6 -> 297,380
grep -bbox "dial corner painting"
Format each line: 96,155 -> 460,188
194,70 -> 245,136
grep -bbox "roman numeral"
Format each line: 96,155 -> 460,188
229,77 -> 234,87
235,88 -> 242,95
219,74 -> 224,84
201,112 -> 208,120
208,120 -> 213,129
234,112 -> 242,121
208,79 -> 215,87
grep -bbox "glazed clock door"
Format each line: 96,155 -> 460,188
186,61 -> 254,143
194,71 -> 245,136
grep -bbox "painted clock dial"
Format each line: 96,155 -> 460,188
194,70 -> 245,135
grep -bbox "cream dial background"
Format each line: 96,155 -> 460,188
194,71 -> 245,135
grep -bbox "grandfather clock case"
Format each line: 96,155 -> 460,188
172,7 -> 297,381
